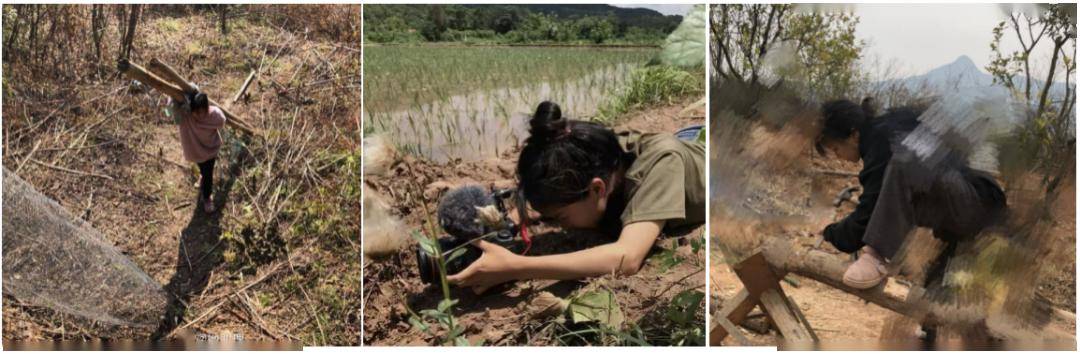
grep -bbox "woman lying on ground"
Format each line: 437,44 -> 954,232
448,101 -> 705,293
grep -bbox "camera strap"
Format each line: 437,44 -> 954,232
516,188 -> 532,255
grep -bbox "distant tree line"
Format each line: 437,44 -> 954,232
363,4 -> 682,45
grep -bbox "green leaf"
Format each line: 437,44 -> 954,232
419,309 -> 443,319
653,247 -> 683,273
690,235 -> 704,255
445,246 -> 468,263
437,298 -> 457,313
666,289 -> 704,325
410,230 -> 437,256
567,289 -> 624,328
657,4 -> 706,68
453,336 -> 472,346
408,315 -> 431,334
447,325 -> 466,342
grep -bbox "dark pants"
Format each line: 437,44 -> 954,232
863,151 -> 1006,282
197,158 -> 216,200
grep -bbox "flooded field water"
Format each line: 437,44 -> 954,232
363,46 -> 656,162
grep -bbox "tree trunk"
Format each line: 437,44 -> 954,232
91,4 -> 105,62
120,4 -> 140,60
45,7 -> 58,67
1035,39 -> 1064,118
28,5 -> 42,65
219,5 -> 228,35
5,6 -> 24,60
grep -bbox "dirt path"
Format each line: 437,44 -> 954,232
363,99 -> 707,345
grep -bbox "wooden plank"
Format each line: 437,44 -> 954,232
709,288 -> 758,345
715,315 -> 751,346
787,295 -> 819,342
733,251 -> 816,342
711,253 -> 789,344
759,287 -> 813,342
733,252 -> 786,298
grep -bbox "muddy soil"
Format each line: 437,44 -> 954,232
362,101 -> 707,346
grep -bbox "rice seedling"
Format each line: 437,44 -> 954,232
363,46 -> 656,162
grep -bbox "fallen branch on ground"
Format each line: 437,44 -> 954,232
30,159 -> 113,180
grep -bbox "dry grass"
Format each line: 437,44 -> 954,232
2,4 -> 359,345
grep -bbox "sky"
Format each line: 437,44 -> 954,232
848,3 -> 1068,80
612,4 -> 693,16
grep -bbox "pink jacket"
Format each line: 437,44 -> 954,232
178,106 -> 227,163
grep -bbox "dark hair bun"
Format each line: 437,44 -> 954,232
190,92 -> 210,112
529,101 -> 567,142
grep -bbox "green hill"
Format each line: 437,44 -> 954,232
364,4 -> 682,45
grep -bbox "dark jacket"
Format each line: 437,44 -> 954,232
823,108 -> 921,253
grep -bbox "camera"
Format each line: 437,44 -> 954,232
415,186 -> 523,284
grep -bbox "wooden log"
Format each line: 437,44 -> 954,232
758,237 -> 930,320
119,58 -> 258,137
117,59 -> 185,101
146,58 -> 259,134
756,237 -> 1060,341
145,58 -> 198,94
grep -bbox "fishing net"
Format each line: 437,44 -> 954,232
2,168 -> 167,329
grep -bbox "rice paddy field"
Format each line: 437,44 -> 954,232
362,42 -> 707,345
363,45 -> 657,162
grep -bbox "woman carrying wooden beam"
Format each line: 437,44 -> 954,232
167,90 -> 227,213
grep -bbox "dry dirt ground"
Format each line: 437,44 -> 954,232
3,7 -> 360,346
362,100 -> 707,346
709,122 -> 1076,347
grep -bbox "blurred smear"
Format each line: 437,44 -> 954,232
709,3 -> 1074,345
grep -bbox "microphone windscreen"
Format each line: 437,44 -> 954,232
436,185 -> 494,238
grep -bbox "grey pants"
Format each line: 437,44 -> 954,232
863,151 -> 1006,267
